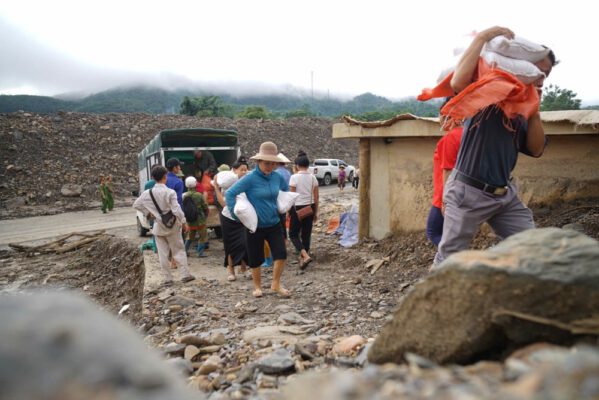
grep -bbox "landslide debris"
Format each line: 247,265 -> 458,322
0,111 -> 357,218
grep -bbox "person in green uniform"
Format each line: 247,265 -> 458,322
99,175 -> 109,213
183,176 -> 209,257
105,175 -> 115,211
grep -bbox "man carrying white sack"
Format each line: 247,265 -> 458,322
225,142 -> 291,298
422,26 -> 557,268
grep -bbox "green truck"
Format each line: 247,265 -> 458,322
136,127 -> 240,236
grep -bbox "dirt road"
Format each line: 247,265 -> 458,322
0,184 -> 349,249
0,207 -> 137,248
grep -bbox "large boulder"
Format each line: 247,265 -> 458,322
60,183 -> 83,197
284,345 -> 599,399
369,228 -> 599,364
0,291 -> 202,400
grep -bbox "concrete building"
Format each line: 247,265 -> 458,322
333,110 -> 599,240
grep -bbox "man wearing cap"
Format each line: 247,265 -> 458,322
225,142 -> 291,298
193,150 -> 217,180
183,176 -> 209,257
165,158 -> 185,208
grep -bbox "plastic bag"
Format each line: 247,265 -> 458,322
482,51 -> 544,84
233,193 -> 258,233
277,190 -> 299,214
216,171 -> 238,190
484,35 -> 549,63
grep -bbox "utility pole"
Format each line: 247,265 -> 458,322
311,71 -> 314,100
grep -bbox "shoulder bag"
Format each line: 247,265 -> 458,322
149,189 -> 177,228
295,174 -> 314,221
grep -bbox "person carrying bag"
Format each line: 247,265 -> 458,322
288,150 -> 319,270
149,189 -> 177,228
133,165 -> 195,284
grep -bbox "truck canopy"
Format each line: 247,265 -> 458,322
137,128 -> 238,170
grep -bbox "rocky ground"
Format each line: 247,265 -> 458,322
2,185 -> 598,399
0,111 -> 357,219
1,110 -> 598,399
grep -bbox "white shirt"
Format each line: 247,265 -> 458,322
289,171 -> 318,206
133,183 -> 185,236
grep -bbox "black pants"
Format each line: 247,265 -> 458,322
352,177 -> 359,189
289,204 -> 315,254
245,224 -> 287,268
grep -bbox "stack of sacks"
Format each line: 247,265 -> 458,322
482,35 -> 550,84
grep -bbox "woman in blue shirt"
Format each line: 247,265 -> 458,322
225,142 -> 290,298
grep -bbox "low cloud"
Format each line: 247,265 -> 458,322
0,19 -> 340,100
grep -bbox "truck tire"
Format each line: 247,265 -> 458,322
323,173 -> 332,186
348,171 -> 354,182
137,217 -> 149,237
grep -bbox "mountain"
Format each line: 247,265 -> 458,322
0,86 -> 443,118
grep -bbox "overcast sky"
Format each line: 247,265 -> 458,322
1,0 -> 597,104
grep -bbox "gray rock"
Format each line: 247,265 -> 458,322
369,228 -> 599,364
165,357 -> 194,376
0,291 -> 202,400
165,295 -> 196,308
256,348 -> 296,375
4,196 -> 26,209
164,343 -> 186,356
278,311 -> 315,325
243,325 -> 302,344
60,184 -> 83,197
562,223 -> 585,233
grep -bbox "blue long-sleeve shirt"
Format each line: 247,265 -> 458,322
225,167 -> 289,228
166,171 -> 184,208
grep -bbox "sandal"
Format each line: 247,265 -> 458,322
253,289 -> 263,298
227,274 -> 236,282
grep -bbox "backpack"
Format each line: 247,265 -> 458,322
183,195 -> 199,223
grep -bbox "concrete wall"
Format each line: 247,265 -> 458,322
367,134 -> 599,239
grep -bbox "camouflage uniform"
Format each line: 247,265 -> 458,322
99,183 -> 109,213
183,188 -> 209,256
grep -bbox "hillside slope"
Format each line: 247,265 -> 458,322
0,111 -> 357,217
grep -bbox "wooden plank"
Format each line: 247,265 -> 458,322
358,138 -> 370,239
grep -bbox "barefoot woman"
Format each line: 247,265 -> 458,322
225,142 -> 291,298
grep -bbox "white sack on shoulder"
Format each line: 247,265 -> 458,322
484,35 -> 549,63
277,190 -> 300,214
481,52 -> 544,84
216,171 -> 238,190
233,193 -> 258,233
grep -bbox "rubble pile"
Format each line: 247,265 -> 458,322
0,235 -> 145,321
0,111 -> 357,218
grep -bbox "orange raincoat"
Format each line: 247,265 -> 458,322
418,58 -> 539,130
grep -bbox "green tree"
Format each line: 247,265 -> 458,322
179,95 -> 233,117
285,104 -> 314,118
179,96 -> 195,115
236,105 -> 271,119
541,85 -> 581,111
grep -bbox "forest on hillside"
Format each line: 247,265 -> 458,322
0,87 -> 443,120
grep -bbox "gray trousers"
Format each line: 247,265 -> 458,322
433,174 -> 534,266
155,229 -> 192,281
